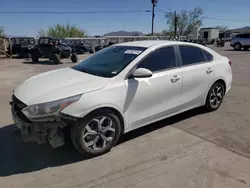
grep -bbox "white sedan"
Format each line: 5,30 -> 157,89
11,41 -> 232,156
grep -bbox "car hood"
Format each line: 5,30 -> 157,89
14,67 -> 109,105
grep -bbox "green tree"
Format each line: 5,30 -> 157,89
165,7 -> 203,36
38,24 -> 86,38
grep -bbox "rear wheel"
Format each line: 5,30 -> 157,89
31,51 -> 39,62
71,110 -> 122,157
52,54 -> 60,64
71,53 -> 78,63
205,82 -> 225,111
234,43 -> 242,51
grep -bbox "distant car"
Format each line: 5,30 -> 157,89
11,41 -> 232,157
71,41 -> 93,54
94,42 -> 115,53
6,37 -> 35,58
230,33 -> 250,51
30,37 -> 78,64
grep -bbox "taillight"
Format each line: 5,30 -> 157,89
229,60 -> 232,67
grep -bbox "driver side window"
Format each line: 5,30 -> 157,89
137,46 -> 176,72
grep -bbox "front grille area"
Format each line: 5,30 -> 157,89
12,95 -> 31,123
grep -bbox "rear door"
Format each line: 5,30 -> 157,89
177,45 -> 214,108
244,34 -> 250,46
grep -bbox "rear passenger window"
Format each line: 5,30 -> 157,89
202,50 -> 213,61
137,46 -> 176,72
179,46 -> 206,66
237,34 -> 250,38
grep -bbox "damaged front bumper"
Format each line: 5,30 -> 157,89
11,96 -> 77,148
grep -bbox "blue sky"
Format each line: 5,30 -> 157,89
0,0 -> 250,37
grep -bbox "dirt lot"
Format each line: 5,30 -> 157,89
0,44 -> 250,188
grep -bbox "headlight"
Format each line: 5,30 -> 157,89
22,94 -> 81,121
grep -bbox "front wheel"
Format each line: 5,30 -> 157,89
52,54 -> 61,64
205,82 -> 225,111
234,43 -> 242,51
71,110 -> 122,157
71,53 -> 78,63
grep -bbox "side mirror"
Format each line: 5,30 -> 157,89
131,68 -> 153,78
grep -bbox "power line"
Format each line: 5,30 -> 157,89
155,7 -> 167,13
155,7 -> 250,22
0,10 -> 151,14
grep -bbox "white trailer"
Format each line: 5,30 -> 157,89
199,27 -> 220,43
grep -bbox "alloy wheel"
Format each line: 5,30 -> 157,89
82,116 -> 116,151
209,84 -> 224,109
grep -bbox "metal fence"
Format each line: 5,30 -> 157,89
64,36 -> 174,47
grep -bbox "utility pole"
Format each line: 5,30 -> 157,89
174,10 -> 178,39
151,0 -> 157,36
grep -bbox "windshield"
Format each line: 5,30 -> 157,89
20,38 -> 34,45
72,46 -> 146,78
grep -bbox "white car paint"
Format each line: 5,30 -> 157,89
14,41 -> 232,133
14,67 -> 110,104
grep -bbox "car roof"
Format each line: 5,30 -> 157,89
114,40 -> 202,48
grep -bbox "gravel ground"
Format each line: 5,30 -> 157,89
0,44 -> 250,188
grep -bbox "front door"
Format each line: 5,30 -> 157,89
124,46 -> 182,129
39,38 -> 53,57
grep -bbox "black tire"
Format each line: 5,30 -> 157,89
234,43 -> 242,51
52,54 -> 60,64
71,53 -> 78,63
205,82 -> 225,111
243,47 -> 249,51
31,52 -> 39,62
71,110 -> 122,157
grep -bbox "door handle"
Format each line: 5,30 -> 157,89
206,68 -> 213,74
170,75 -> 180,82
